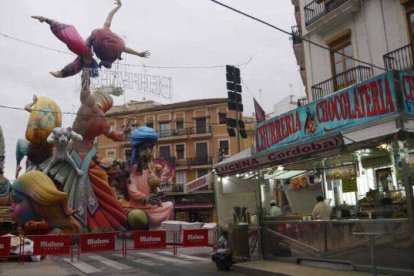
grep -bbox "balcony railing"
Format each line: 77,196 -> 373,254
297,98 -> 309,107
383,43 -> 414,71
176,158 -> 189,167
190,125 -> 212,135
291,25 -> 302,45
304,0 -> 350,27
159,128 -> 189,138
189,156 -> 213,166
311,66 -> 373,100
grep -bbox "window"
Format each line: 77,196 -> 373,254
159,122 -> 171,137
159,145 -> 171,158
195,117 -> 207,134
106,150 -> 116,159
176,120 -> 184,129
146,122 -> 154,129
218,113 -> 227,124
124,148 -> 132,161
329,33 -> 354,90
176,171 -> 187,184
219,140 -> 229,156
176,144 -> 185,160
406,3 -> 414,43
196,169 -> 209,178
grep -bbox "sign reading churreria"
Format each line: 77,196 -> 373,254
255,72 -> 397,153
216,134 -> 342,176
400,72 -> 414,116
134,231 -> 166,249
32,235 -> 71,255
80,233 -> 116,253
183,173 -> 212,193
182,229 -> 208,247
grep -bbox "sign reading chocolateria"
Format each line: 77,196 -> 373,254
255,72 -> 398,153
400,72 -> 414,116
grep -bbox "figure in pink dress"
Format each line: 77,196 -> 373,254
32,0 -> 150,78
123,127 -> 174,230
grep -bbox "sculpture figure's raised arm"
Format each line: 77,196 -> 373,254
104,0 -> 122,29
80,69 -> 95,108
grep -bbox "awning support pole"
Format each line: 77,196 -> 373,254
397,140 -> 414,242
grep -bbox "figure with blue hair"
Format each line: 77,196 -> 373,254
121,127 -> 174,230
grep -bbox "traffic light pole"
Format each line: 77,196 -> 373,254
236,110 -> 241,152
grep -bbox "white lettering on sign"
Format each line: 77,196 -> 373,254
40,241 -> 64,248
0,244 -> 4,249
140,236 -> 161,243
188,234 -> 204,240
184,174 -> 211,193
89,71 -> 173,100
87,239 -> 110,246
215,135 -> 342,176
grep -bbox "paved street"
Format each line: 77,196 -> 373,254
0,246 -> 246,276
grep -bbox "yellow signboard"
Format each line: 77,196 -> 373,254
342,177 -> 357,193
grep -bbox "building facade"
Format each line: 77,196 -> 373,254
97,98 -> 254,223
212,0 -> 414,270
292,0 -> 414,101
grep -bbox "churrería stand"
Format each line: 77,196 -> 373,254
214,71 -> 414,272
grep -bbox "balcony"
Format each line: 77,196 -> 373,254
158,128 -> 190,140
297,97 -> 309,107
189,125 -> 212,136
189,156 -> 213,166
176,158 -> 189,169
304,0 -> 360,31
311,66 -> 373,100
383,43 -> 414,71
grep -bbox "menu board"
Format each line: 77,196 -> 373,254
326,165 -> 356,180
342,177 -> 357,193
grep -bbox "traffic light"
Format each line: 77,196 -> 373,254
226,65 -> 243,112
226,65 -> 241,83
225,65 -> 247,139
226,118 -> 237,128
227,128 -> 236,137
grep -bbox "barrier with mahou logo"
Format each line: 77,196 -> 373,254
0,236 -> 11,258
10,228 -> 218,264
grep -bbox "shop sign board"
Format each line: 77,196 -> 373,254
216,134 -> 342,176
134,231 -> 166,249
0,236 -> 10,257
182,229 -> 208,247
255,72 -> 397,153
183,173 -> 212,193
80,233 -> 115,253
400,72 -> 414,116
32,235 -> 71,256
325,165 -> 357,180
342,177 -> 358,193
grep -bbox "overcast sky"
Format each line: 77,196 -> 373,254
0,0 -> 303,179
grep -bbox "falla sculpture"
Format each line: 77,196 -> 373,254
8,0 -> 175,234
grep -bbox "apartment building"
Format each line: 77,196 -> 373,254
292,0 -> 414,101
97,98 -> 254,223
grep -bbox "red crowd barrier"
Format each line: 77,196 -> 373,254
80,232 -> 116,253
182,229 -> 209,247
31,234 -> 71,256
8,228 -> 218,264
0,236 -> 11,257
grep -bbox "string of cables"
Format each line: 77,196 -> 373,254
0,104 -> 253,126
209,0 -> 387,71
0,32 -> 253,70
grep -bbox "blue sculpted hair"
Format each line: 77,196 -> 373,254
130,127 -> 158,165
